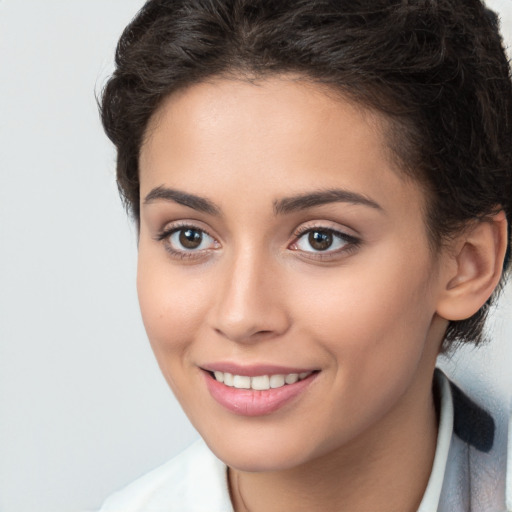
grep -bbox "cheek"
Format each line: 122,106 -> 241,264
293,248 -> 436,377
136,249 -> 211,363
285,259 -> 437,444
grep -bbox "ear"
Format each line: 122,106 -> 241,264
436,211 -> 508,321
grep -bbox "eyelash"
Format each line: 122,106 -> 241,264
155,222 -> 361,261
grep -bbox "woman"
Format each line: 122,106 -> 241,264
99,1 -> 512,510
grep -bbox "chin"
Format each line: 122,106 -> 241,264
201,428 -> 319,473
217,449 -> 306,473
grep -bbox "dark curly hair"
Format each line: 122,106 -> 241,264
100,0 -> 512,350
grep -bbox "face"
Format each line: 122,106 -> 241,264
137,77 -> 449,472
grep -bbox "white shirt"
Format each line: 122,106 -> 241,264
99,371 -> 510,511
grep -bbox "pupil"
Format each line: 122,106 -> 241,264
179,229 -> 202,249
309,230 -> 332,251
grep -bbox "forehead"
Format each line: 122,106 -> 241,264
139,77 -> 427,223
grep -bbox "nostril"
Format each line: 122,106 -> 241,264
210,299 -> 291,343
214,326 -> 277,343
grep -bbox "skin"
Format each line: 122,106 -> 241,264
136,77 -> 469,511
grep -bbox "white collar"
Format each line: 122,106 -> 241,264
417,370 -> 454,511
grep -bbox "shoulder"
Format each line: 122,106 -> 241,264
436,370 -> 511,511
99,439 -> 233,512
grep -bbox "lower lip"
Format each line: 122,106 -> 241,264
203,371 -> 318,417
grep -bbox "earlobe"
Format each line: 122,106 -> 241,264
436,211 -> 508,321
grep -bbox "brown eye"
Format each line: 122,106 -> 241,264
293,227 -> 356,255
163,227 -> 217,254
308,230 -> 333,251
179,228 -> 203,249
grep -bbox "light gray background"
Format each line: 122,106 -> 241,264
0,1 -> 511,511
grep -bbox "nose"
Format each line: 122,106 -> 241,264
209,248 -> 291,344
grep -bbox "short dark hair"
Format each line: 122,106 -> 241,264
100,0 -> 512,349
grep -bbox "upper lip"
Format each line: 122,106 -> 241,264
200,362 -> 318,377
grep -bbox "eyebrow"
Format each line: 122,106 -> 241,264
273,189 -> 383,215
143,186 -> 382,216
144,186 -> 221,215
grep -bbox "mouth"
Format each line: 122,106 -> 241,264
207,370 -> 315,390
200,365 -> 320,416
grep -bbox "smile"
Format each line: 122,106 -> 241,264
202,366 -> 319,416
212,371 -> 313,390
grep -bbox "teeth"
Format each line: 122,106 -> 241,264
270,374 -> 285,388
285,373 -> 299,384
212,371 -> 313,390
251,375 -> 270,390
224,373 -> 234,387
233,375 -> 251,389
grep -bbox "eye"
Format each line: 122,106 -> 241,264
157,224 -> 219,257
171,228 -> 210,250
291,227 -> 358,254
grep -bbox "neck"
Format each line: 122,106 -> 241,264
229,365 -> 439,512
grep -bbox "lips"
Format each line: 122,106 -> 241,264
201,363 -> 319,416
